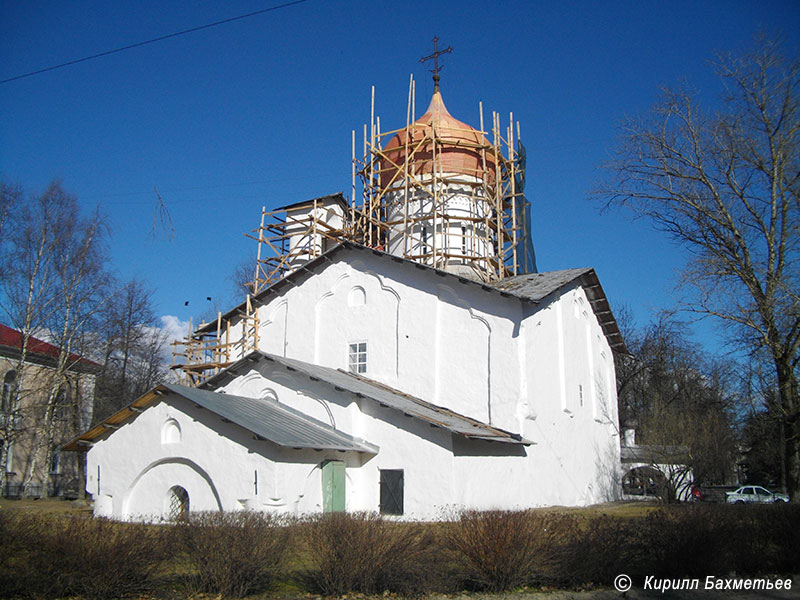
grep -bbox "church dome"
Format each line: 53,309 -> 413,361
379,90 -> 496,188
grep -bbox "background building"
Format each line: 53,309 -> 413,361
1,323 -> 97,498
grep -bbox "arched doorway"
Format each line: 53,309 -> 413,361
622,466 -> 669,498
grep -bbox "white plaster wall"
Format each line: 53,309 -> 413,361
254,252 -> 522,430
203,252 -> 622,513
219,343 -> 619,518
220,363 -> 459,519
85,396 -> 362,521
520,284 -> 622,506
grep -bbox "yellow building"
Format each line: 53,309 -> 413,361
0,323 -> 97,498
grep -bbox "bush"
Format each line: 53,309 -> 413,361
723,502 -> 800,575
1,512 -> 169,599
444,509 -> 578,591
176,510 -> 291,598
301,511 -> 435,595
2,503 -> 798,598
564,503 -> 800,587
0,510 -> 40,597
561,513 -> 645,585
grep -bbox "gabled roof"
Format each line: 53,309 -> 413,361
495,270 -> 628,354
621,444 -> 689,464
197,241 -> 626,354
63,382 -> 378,454
0,323 -> 101,373
203,351 -> 531,445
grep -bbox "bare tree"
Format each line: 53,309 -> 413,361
599,36 -> 800,499
0,182 -> 66,493
94,279 -> 169,421
0,181 -> 21,252
616,314 -> 740,501
27,201 -> 110,496
0,181 -> 111,497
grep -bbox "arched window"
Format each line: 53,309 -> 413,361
161,419 -> 181,444
348,286 -> 366,307
167,485 -> 190,520
49,451 -> 61,474
2,371 -> 17,413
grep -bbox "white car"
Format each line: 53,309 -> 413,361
725,485 -> 789,504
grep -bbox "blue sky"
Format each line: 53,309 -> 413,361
1,0 -> 798,350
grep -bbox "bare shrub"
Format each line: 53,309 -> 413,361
444,509 -> 577,591
565,504 -> 800,586
6,512 -> 169,599
0,510 -> 41,597
301,511 -> 435,595
560,514 -> 640,585
724,503 -> 800,575
176,510 -> 291,598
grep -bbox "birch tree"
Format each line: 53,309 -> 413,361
600,36 -> 800,499
0,181 -> 110,496
0,182 -> 65,493
26,201 -> 110,497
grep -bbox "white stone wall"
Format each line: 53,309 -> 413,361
520,283 -> 622,505
231,254 -> 620,512
89,252 -> 622,520
86,396 -> 360,520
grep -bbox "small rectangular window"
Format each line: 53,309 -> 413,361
49,451 -> 61,475
348,342 -> 367,374
379,469 -> 404,515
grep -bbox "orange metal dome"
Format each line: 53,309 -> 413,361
379,90 -> 496,188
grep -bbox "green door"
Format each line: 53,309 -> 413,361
321,460 -> 345,512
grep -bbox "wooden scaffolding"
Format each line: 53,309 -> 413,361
171,76 -> 531,385
350,75 -> 529,283
246,194 -> 351,295
170,296 -> 260,387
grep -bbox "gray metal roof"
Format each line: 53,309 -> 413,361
621,444 -> 689,464
206,352 -> 531,445
161,383 -> 378,453
63,382 -> 378,454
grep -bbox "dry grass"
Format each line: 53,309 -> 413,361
0,496 -> 92,514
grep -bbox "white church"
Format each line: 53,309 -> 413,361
66,66 -> 626,521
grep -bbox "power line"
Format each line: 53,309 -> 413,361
0,0 -> 310,85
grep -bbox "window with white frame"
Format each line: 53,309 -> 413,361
348,342 -> 367,374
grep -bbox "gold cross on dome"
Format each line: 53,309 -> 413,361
420,36 -> 453,90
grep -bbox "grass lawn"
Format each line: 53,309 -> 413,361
0,496 -> 92,514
